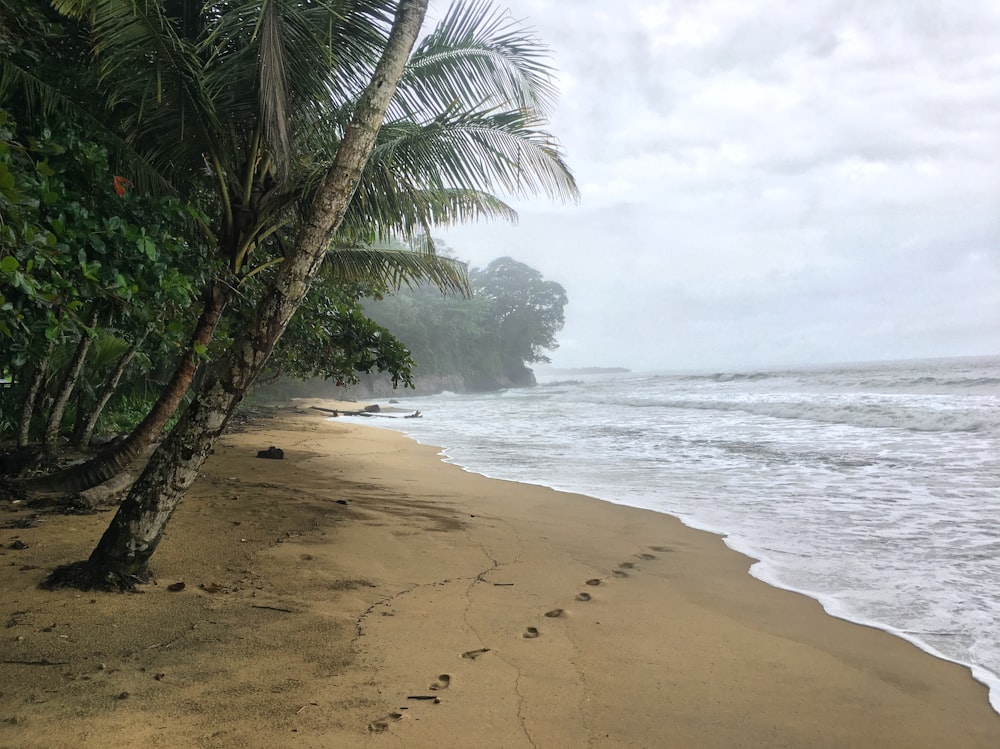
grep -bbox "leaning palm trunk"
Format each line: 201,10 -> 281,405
23,284 -> 228,494
17,341 -> 55,447
72,329 -> 149,450
42,312 -> 98,452
45,0 -> 429,590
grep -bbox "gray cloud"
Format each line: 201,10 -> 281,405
436,0 -> 1000,371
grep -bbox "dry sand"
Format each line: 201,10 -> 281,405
1,401 -> 998,748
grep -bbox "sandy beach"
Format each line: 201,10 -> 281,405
1,401 -> 998,748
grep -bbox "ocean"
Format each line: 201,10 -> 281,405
341,355 -> 1000,712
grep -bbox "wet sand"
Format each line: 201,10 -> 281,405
1,401 -> 998,748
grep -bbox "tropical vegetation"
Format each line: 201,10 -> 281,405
0,0 -> 576,590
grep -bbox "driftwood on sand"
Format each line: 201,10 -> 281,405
309,406 -> 421,419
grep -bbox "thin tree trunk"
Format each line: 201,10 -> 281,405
70,387 -> 88,444
22,283 -> 228,493
17,341 -> 55,448
45,0 -> 429,590
72,330 -> 149,449
43,312 -> 98,452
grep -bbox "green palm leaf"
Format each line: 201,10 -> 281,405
62,0 -> 219,169
203,0 -> 393,184
371,107 -> 577,200
343,184 -> 518,243
393,0 -> 559,119
323,245 -> 470,295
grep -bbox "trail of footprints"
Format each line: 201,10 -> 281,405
368,545 -> 671,733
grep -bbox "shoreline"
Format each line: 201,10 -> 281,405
341,400 -> 1000,716
1,401 -> 998,747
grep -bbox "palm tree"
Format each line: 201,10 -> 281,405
15,0 -> 393,490
40,0 -> 576,589
20,0 -> 574,494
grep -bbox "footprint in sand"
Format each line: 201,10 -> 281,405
636,553 -> 657,560
544,608 -> 564,618
429,674 -> 451,690
618,561 -> 636,569
585,578 -> 602,587
461,648 -> 490,660
649,546 -> 672,553
575,592 -> 592,602
368,713 -> 404,733
612,569 -> 629,578
522,626 -> 540,639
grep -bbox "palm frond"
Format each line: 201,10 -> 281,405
372,108 -> 578,201
392,0 -> 559,120
0,60 -> 75,119
343,182 -> 518,243
323,245 -> 470,296
84,332 -> 132,373
53,0 -> 225,186
204,0 -> 393,161
295,100 -> 577,243
181,0 -> 395,239
256,0 -> 293,180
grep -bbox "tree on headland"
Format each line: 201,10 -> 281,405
364,255 -> 567,391
472,256 -> 567,385
18,0 -> 577,590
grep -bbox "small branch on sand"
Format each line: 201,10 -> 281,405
251,604 -> 294,613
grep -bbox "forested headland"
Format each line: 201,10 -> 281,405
251,251 -> 568,398
362,254 -> 567,394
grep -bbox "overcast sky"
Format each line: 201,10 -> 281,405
427,0 -> 1000,373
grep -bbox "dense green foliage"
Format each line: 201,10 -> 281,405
0,0 -> 210,444
365,256 -> 566,391
252,273 -> 414,388
0,110 -> 203,339
0,104 -> 209,442
1,0 -> 573,498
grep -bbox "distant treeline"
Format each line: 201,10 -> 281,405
364,256 -> 567,392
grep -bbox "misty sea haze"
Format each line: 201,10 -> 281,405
340,355 -> 1000,712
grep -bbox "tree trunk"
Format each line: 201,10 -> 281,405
22,283 -> 227,493
44,0 -> 429,590
70,387 -> 88,444
17,341 -> 54,448
72,330 -> 149,450
43,312 -> 98,453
